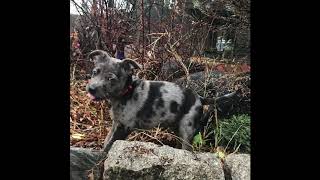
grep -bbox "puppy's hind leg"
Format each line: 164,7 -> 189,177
178,104 -> 204,151
178,118 -> 196,151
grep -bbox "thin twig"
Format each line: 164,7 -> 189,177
225,124 -> 243,151
140,132 -> 165,146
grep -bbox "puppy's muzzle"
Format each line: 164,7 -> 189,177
86,84 -> 105,101
87,84 -> 97,95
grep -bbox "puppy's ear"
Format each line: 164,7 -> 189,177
88,50 -> 111,64
120,59 -> 142,75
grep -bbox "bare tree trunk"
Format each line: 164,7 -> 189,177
135,0 -> 142,46
108,0 -> 114,8
184,0 -> 193,13
148,0 -> 153,41
141,0 -> 145,59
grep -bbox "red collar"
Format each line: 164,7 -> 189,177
120,85 -> 133,96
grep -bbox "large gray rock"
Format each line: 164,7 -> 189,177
103,140 -> 225,180
224,154 -> 250,180
70,147 -> 106,180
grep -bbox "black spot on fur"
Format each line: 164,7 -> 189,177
115,64 -> 124,79
161,112 -> 166,117
194,106 -> 202,120
137,82 -> 164,119
188,122 -> 192,126
170,101 -> 178,113
182,89 -> 196,114
156,98 -> 164,108
143,119 -> 151,123
133,93 -> 139,101
174,88 -> 196,122
141,82 -> 145,90
194,106 -> 206,135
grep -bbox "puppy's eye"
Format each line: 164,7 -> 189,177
107,73 -> 117,81
92,69 -> 101,76
107,77 -> 115,81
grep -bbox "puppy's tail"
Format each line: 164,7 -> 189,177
200,91 -> 238,105
196,90 -> 238,134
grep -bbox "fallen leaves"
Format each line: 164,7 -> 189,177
70,79 -> 110,149
71,133 -> 85,140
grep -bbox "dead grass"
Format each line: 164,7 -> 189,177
70,79 -> 110,149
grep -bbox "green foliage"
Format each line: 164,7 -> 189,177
192,132 -> 204,151
192,114 -> 250,153
216,114 -> 250,153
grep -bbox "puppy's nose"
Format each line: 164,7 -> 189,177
88,85 -> 97,95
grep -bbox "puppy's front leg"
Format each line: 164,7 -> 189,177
103,121 -> 130,153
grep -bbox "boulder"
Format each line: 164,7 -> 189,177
224,154 -> 250,180
103,140 -> 225,180
70,147 -> 106,180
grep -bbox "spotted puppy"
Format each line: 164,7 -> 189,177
86,50 -> 235,152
